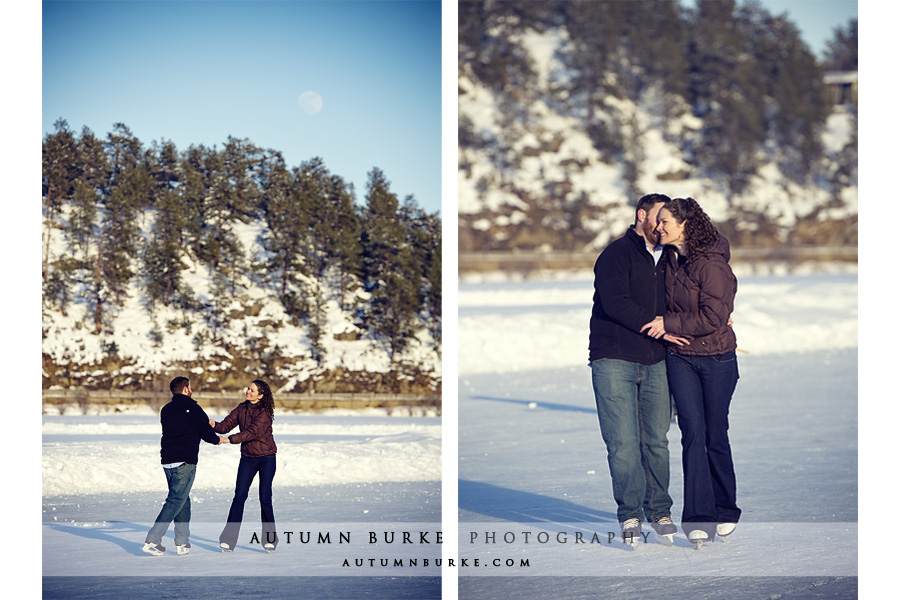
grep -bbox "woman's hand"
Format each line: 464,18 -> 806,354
664,333 -> 690,347
641,316 -> 666,339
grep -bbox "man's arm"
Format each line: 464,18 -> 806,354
194,406 -> 224,445
595,247 -> 654,333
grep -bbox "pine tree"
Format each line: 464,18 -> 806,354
324,175 -> 362,311
62,128 -> 106,319
144,140 -> 187,307
400,196 -> 441,350
359,168 -> 422,361
295,157 -> 336,363
77,126 -> 110,196
686,0 -> 768,195
81,123 -> 148,334
103,124 -> 147,294
822,18 -> 857,72
42,118 -> 79,284
764,15 -> 828,183
297,157 -> 331,280
178,144 -> 215,263
258,151 -> 308,304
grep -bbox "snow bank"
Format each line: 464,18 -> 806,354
458,271 -> 857,376
42,415 -> 441,496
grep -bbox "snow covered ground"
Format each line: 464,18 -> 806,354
42,410 -> 442,599
39,266 -> 869,599
456,267 -> 860,599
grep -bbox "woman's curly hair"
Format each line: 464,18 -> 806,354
664,197 -> 720,257
252,379 -> 275,421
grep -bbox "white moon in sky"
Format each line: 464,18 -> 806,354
298,91 -> 323,115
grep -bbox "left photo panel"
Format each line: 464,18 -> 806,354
41,2 -> 442,598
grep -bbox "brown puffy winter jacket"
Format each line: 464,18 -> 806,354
214,400 -> 277,457
662,234 -> 737,356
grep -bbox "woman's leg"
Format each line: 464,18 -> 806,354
699,351 -> 741,524
258,454 -> 278,548
220,457 -> 259,548
667,352 -> 717,539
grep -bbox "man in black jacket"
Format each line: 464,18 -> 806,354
142,376 -> 224,556
588,193 -> 679,545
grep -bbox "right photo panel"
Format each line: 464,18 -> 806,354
456,1 -> 858,598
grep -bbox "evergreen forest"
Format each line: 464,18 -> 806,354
458,0 -> 858,252
42,121 -> 441,394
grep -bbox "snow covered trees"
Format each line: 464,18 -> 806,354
41,126 -> 441,373
457,0 -> 846,251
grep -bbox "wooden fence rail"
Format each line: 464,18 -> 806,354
42,389 -> 442,413
459,246 -> 857,273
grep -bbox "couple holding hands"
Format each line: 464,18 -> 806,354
589,194 -> 740,547
142,377 -> 278,556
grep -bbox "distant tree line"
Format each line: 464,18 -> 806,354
42,120 -> 441,363
459,0 -> 858,197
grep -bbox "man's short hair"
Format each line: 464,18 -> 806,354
634,193 -> 671,224
170,376 -> 190,395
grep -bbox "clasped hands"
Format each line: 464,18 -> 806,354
641,316 -> 689,346
210,418 -> 229,445
641,316 -> 734,346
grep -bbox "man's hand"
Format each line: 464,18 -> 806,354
209,418 -> 216,428
218,436 -> 229,445
641,316 -> 666,339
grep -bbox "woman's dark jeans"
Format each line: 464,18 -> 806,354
667,350 -> 741,538
219,454 -> 277,549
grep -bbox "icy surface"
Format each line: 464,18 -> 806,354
456,270 -> 859,598
42,412 -> 442,598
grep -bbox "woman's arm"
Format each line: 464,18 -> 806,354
226,409 -> 271,444
664,262 -> 735,336
213,405 -> 241,434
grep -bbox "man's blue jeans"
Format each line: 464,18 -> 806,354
590,358 -> 673,524
666,350 -> 741,538
145,463 -> 196,546
219,454 -> 277,548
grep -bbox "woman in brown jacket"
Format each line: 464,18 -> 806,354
642,197 -> 741,548
212,379 -> 279,552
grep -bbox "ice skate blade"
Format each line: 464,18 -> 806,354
687,532 -> 709,549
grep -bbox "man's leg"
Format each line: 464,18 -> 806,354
590,359 -> 643,524
172,490 -> 193,547
145,464 -> 196,546
637,359 -> 673,522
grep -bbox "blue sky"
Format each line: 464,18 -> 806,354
682,0 -> 857,58
39,0 -> 857,221
42,0 -> 443,215
752,0 -> 857,58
